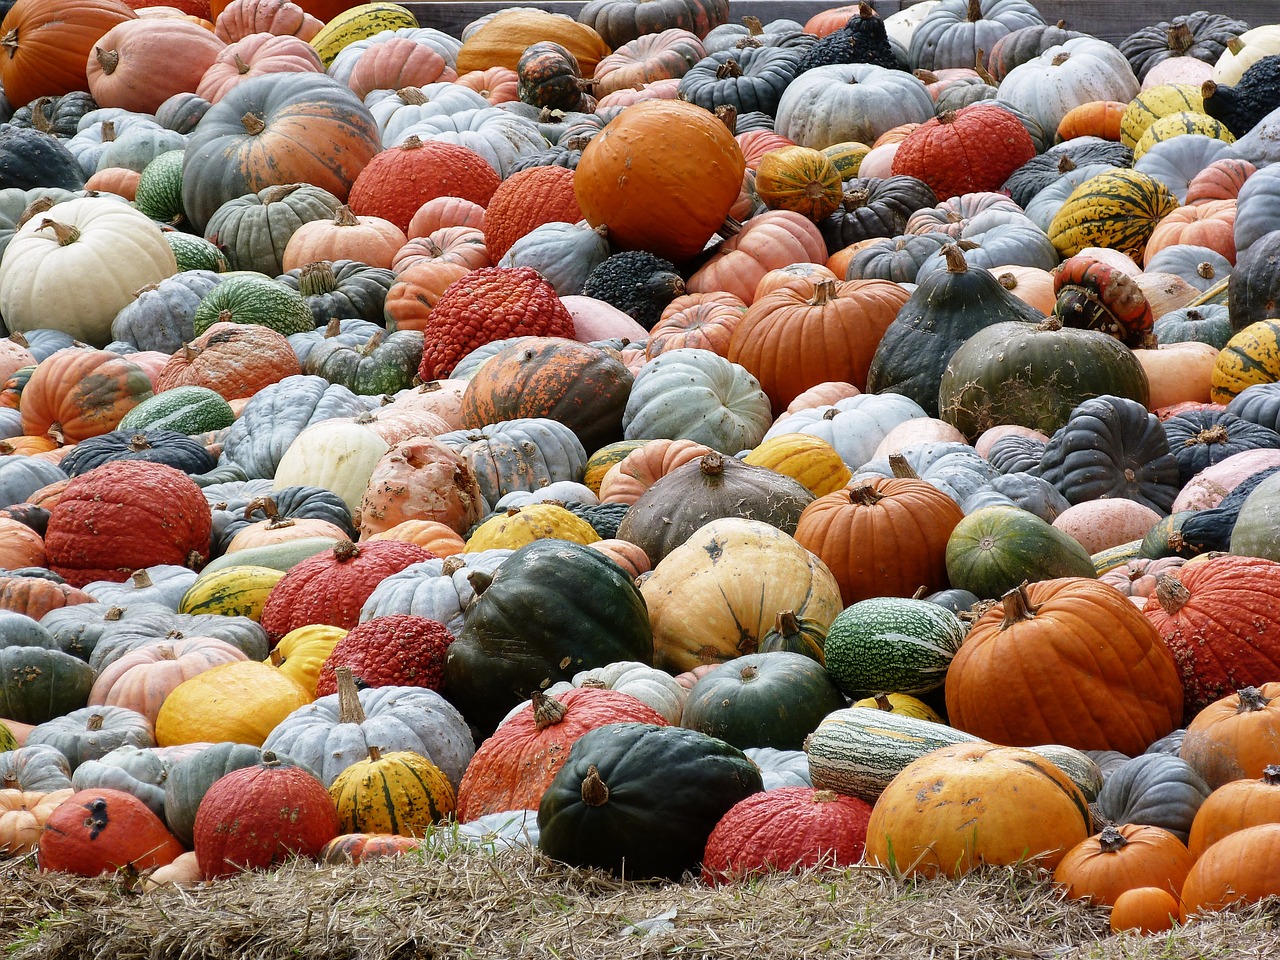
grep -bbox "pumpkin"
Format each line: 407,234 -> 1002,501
1180,683 -> 1280,790
1110,886 -> 1181,935
574,99 -> 745,263
892,103 -> 1034,201
328,745 -> 454,836
193,753 -> 339,878
1047,168 -> 1180,262
1052,823 -> 1194,906
154,660 -> 312,747
317,832 -> 421,865
863,742 -> 1091,878
86,17 -> 226,114
0,787 -> 74,859
1179,823 -> 1280,921
87,635 -> 247,726
945,578 -> 1184,755
37,786 -> 183,875
740,432 -> 851,498
455,9 -> 610,75
0,0 -> 138,109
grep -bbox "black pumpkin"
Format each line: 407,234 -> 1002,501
59,431 -> 217,478
276,259 -> 396,326
1119,11 -> 1250,81
818,175 -> 937,255
1035,395 -> 1181,513
1162,410 -> 1280,486
8,91 -> 99,138
1201,56 -> 1280,140
443,539 -> 654,736
536,721 -> 762,880
866,244 -> 1045,417
1093,752 -> 1210,843
0,126 -> 86,191
795,2 -> 904,74
986,21 -> 1087,81
0,646 -> 94,724
1227,229 -> 1280,332
677,45 -> 803,116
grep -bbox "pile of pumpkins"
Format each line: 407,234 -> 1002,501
3,0 -> 1280,939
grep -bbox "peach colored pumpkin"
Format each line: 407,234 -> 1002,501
1145,200 -> 1237,267
0,340 -> 36,382
358,436 -> 485,538
382,261 -> 470,333
1134,273 -> 1200,318
282,206 -> 406,271
646,292 -> 746,360
341,407 -> 452,446
784,381 -> 861,416
753,263 -> 838,301
687,211 -> 828,305
990,265 -> 1056,315
975,425 -> 1049,459
84,167 -> 142,200
587,538 -> 651,578
0,518 -> 45,569
391,226 -> 489,274
597,438 -> 715,505
365,519 -> 466,555
1171,448 -> 1280,512
872,418 -> 967,461
407,197 -> 486,238
378,380 -> 469,430
225,517 -> 348,553
86,18 -> 227,113
214,0 -> 323,42
856,143 -> 900,179
560,295 -> 650,344
1134,342 -> 1218,410
1141,56 -> 1213,91
140,850 -> 203,891
1053,500 -> 1164,555
344,36 -> 458,101
89,636 -> 250,725
1077,247 -> 1143,277
454,66 -> 519,105
195,32 -> 322,102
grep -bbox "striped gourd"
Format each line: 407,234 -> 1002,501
1210,318 -> 1280,404
1092,539 -> 1144,575
191,274 -> 314,337
804,707 -> 980,802
0,721 -> 17,753
197,536 -> 340,577
165,233 -> 228,273
1025,744 -> 1105,802
1132,111 -> 1235,160
179,564 -> 284,619
118,385 -> 235,435
1119,83 -> 1204,149
1047,169 -> 1179,261
821,597 -> 965,699
329,747 -> 456,835
582,439 -> 647,495
742,432 -> 851,497
134,149 -> 186,227
310,2 -> 420,68
822,141 -> 871,179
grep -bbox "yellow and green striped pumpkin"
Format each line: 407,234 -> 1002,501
1132,111 -> 1235,161
309,2 -> 419,67
1091,539 -> 1144,576
1210,319 -> 1280,404
755,145 -> 844,221
1119,84 -> 1204,149
1047,168 -> 1179,261
583,439 -> 647,495
179,564 -> 284,620
742,432 -> 851,497
329,747 -> 456,836
822,141 -> 872,180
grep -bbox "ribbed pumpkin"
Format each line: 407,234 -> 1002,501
37,787 -> 184,876
1052,822 -> 1194,906
313,614 -> 452,696
727,278 -> 910,412
265,624 -> 344,696
946,579 -> 1185,755
328,746 -> 454,835
1179,683 -> 1280,790
1187,764 -> 1280,860
1211,319 -> 1280,405
574,99 -> 745,263
1119,83 -> 1204,149
1179,823 -> 1280,922
740,433 -> 851,498
753,145 -> 843,222
793,478 -> 964,607
157,322 -> 301,402
259,539 -> 434,643
466,503 -> 600,553
0,0 -> 138,108
347,137 -> 500,234
43,461 -> 212,587
1047,169 -> 1180,261
87,635 -> 249,727
193,754 -> 340,878
85,17 -> 227,114
456,688 -> 668,822
891,103 -> 1035,201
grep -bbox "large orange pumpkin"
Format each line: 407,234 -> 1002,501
20,349 -> 153,444
1180,683 -> 1280,790
1052,823 -> 1194,906
0,0 -> 138,107
574,99 -> 745,263
1180,823 -> 1280,921
1187,765 -> 1280,860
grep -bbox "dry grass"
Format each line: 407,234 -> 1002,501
1,837 -> 1276,960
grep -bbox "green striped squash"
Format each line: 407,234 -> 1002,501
1210,318 -> 1280,404
192,274 -> 315,337
328,747 -> 455,834
1026,743 -> 1105,803
166,233 -> 228,273
1047,168 -> 1179,261
822,597 -> 965,699
309,2 -> 420,67
804,707 -> 980,802
179,564 -> 284,619
821,141 -> 871,179
583,439 -> 647,495
1119,83 -> 1204,149
118,385 -> 235,435
945,505 -> 1097,599
1091,539 -> 1144,575
1133,111 -> 1234,160
197,536 -> 341,578
0,720 -> 17,753
135,149 -> 187,228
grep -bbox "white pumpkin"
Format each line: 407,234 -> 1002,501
393,107 -> 546,176
364,83 -> 489,145
774,63 -> 934,150
883,0 -> 940,49
764,392 -> 928,472
996,37 -> 1140,140
0,196 -> 178,347
272,420 -> 389,518
1212,24 -> 1280,85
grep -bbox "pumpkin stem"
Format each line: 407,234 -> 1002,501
531,689 -> 568,730
332,539 -> 360,562
300,261 -> 339,297
157,644 -> 177,661
740,664 -> 759,682
887,452 -> 920,479
699,450 -> 725,478
973,50 -> 997,86
323,317 -> 342,339
940,244 -> 968,274
744,15 -> 764,34
847,482 -> 884,505
87,713 -> 104,732
1154,573 -> 1190,615
912,586 -> 929,600
28,97 -> 55,134
130,569 -> 154,589
269,648 -> 284,666
581,765 -> 610,806
241,112 -> 266,135
857,2 -> 874,19
367,745 -> 382,763
733,35 -> 761,49
100,121 -> 116,143
997,272 -> 1018,291
336,667 -> 367,724
1051,52 -> 1070,66
361,332 -> 385,356
1227,37 -> 1245,56
809,279 -> 839,306
47,423 -> 65,445
37,219 -> 80,247
714,103 -> 737,135
106,607 -> 125,622
873,693 -> 893,711
398,86 -> 428,106
966,0 -> 982,23
1235,686 -> 1272,714
1036,315 -> 1064,333
715,58 -> 744,80
1197,262 -> 1216,281
775,610 -> 798,635
467,569 -> 493,596
914,69 -> 939,84
1,772 -> 17,789
1188,425 -> 1230,447
332,205 -> 360,228
1167,21 -> 1194,56
440,555 -> 466,576
938,110 -> 958,125
813,789 -> 839,802
95,46 -> 119,75
233,52 -> 250,75
1057,155 -> 1077,174
260,183 -> 301,205
999,582 -> 1039,628
1097,824 -> 1129,854
1263,764 -> 1280,785
127,434 -> 152,453
261,751 -> 281,767
17,197 -> 56,230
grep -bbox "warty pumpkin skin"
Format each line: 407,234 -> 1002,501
945,578 -> 1184,755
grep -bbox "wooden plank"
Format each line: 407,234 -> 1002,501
405,0 -> 1278,44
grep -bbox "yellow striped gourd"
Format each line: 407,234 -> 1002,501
1119,83 -> 1203,149
309,2 -> 419,67
1132,111 -> 1235,160
1047,168 -> 1179,260
1211,319 -> 1280,404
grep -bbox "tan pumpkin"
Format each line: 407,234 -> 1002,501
0,788 -> 75,858
1132,342 -> 1217,410
364,519 -> 465,555
86,18 -> 227,113
358,436 -> 485,538
281,206 -> 406,271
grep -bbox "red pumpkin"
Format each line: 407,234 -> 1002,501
43,461 -> 212,587
347,136 -> 500,234
455,688 -> 668,822
702,786 -> 872,883
37,787 -> 184,876
259,539 -> 433,643
313,614 -> 453,696
891,104 -> 1035,202
193,754 -> 340,878
482,165 -> 581,260
156,322 -> 301,400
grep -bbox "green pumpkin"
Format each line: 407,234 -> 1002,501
938,317 -> 1150,441
945,505 -> 1097,599
1154,304 -> 1233,349
537,722 -> 762,880
201,181 -> 343,276
822,597 -> 966,700
443,539 -> 653,736
166,233 -> 229,273
303,328 -> 424,395
192,273 -> 315,337
117,385 -> 236,435
0,646 -> 95,725
678,652 -> 845,751
758,609 -> 827,664
276,259 -> 396,326
134,149 -> 188,230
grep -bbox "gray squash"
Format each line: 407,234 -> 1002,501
26,705 -> 155,771
1093,752 -> 1211,843
0,744 -> 73,792
109,269 -> 223,354
0,455 -> 66,509
201,181 -> 342,276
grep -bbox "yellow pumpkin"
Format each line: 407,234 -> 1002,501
754,146 -> 844,222
328,746 -> 455,836
1132,111 -> 1234,161
741,433 -> 852,497
266,624 -> 346,696
1211,319 -> 1280,404
851,692 -> 944,722
1119,84 -> 1204,149
464,503 -> 600,552
155,661 -> 313,747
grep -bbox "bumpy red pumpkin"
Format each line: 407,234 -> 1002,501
347,137 -> 501,233
416,266 -> 576,380
313,614 -> 453,696
482,165 -> 582,260
891,104 -> 1035,202
43,461 -> 212,587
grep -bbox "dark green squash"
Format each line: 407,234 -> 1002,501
1228,230 -> 1280,333
678,651 -> 844,750
58,430 -> 217,477
866,243 -> 1045,417
818,175 -> 937,255
0,646 -> 95,724
536,721 -> 762,880
9,91 -> 99,138
758,609 -> 826,664
443,540 -> 653,736
938,317 -> 1151,441
303,327 -> 424,396
276,259 -> 396,326
1094,752 -> 1210,843
1202,57 -> 1280,139
677,45 -> 803,116
945,504 -> 1097,599
0,126 -> 86,191
1162,410 -> 1280,487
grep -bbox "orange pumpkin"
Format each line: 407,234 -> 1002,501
382,261 -> 470,333
990,265 -> 1057,314
455,9 -> 611,75
1053,823 -> 1194,906
0,518 -> 45,569
20,349 -> 153,444
597,438 -> 715,505
406,196 -> 486,238
1056,100 -> 1126,142
1110,886 -> 1181,935
37,788 -> 184,876
0,575 -> 95,619
391,226 -> 489,274
687,210 -> 827,305
645,292 -> 746,359
156,322 -> 301,400
454,66 -> 519,105
0,0 -> 138,107
1187,765 -> 1280,861
1144,200 -> 1237,266
1184,158 -> 1256,205
83,167 -> 142,200
281,205 -> 407,271
1180,683 -> 1280,790
365,519 -> 465,555
1180,823 -> 1280,921
753,263 -> 839,302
